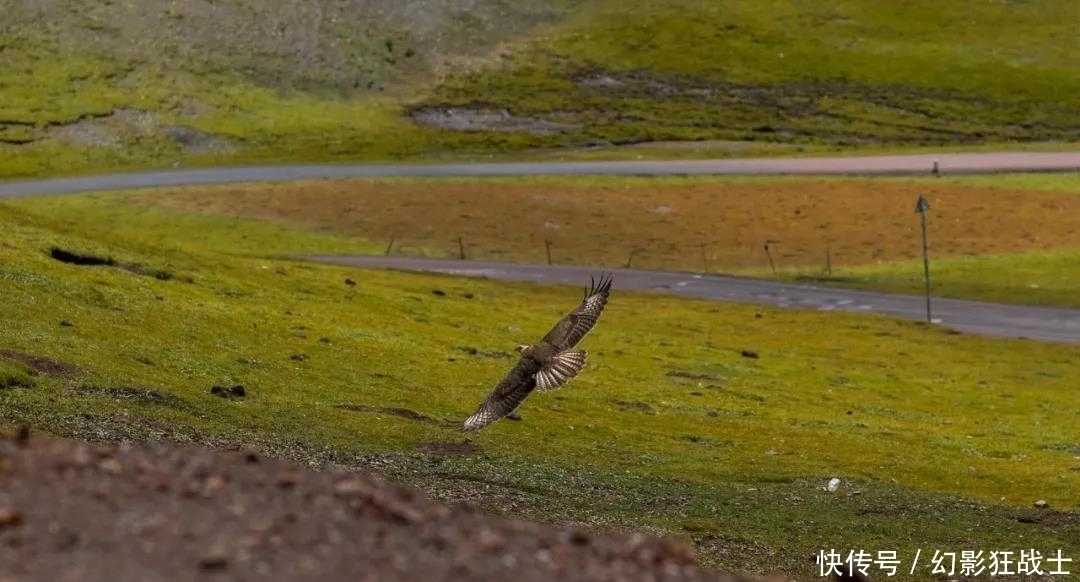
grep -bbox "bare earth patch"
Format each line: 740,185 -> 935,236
135,178 -> 1080,273
0,431 -> 767,582
27,108 -> 234,153
334,403 -> 439,425
414,440 -> 482,457
0,349 -> 80,378
411,107 -> 582,135
70,384 -> 182,405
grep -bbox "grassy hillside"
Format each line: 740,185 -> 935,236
3,0 -> 1080,178
422,0 -> 1080,148
2,196 -> 1079,579
0,0 -> 570,177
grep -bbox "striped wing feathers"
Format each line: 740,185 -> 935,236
535,350 -> 587,391
540,273 -> 613,351
461,360 -> 537,432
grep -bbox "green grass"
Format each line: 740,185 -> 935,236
5,0 -> 1080,179
424,0 -> 1080,148
530,139 -> 1080,163
2,196 -> 1079,579
18,190 -> 385,257
0,360 -> 35,390
941,172 -> 1080,194
785,249 -> 1080,308
0,45 -> 435,177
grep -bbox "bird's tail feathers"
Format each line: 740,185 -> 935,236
535,350 -> 587,391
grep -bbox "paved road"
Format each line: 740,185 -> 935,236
4,151 -> 1080,198
307,255 -> 1080,344
4,151 -> 1079,343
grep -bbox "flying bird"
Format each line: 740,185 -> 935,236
460,273 -> 613,432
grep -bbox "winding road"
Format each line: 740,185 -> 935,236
308,256 -> 1080,344
3,151 -> 1080,198
3,151 -> 1080,343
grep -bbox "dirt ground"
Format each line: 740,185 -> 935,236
136,178 -> 1080,273
0,428 -> 783,582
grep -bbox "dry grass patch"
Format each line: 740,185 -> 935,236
135,177 -> 1080,273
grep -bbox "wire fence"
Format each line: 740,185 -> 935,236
378,234 -> 923,279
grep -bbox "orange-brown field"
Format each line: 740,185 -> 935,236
134,178 -> 1080,274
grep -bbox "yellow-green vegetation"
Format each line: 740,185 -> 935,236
1,197 -> 1078,579
5,0 -> 1080,179
0,47 -> 429,177
801,250 -> 1080,309
936,172 -> 1080,194
34,172 -> 1080,307
0,359 -> 35,390
414,0 -> 1080,149
0,0 -> 565,178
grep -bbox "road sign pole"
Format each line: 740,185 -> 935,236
915,195 -> 932,323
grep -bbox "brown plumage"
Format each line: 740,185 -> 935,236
461,273 -> 613,432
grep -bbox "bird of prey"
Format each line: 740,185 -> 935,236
460,273 -> 613,432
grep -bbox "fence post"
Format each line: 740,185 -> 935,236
764,242 -> 777,275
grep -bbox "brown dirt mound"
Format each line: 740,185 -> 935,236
0,430 -> 768,582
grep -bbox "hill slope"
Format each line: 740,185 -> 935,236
419,0 -> 1080,147
0,0 -> 571,176
3,0 -> 1080,177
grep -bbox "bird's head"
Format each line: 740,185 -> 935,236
515,344 -> 531,354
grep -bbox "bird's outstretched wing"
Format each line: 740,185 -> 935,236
538,272 -> 613,351
461,359 -> 538,432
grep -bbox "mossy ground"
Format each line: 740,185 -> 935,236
1,194 -> 1078,580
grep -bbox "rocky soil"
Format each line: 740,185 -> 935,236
0,428 -> 780,582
